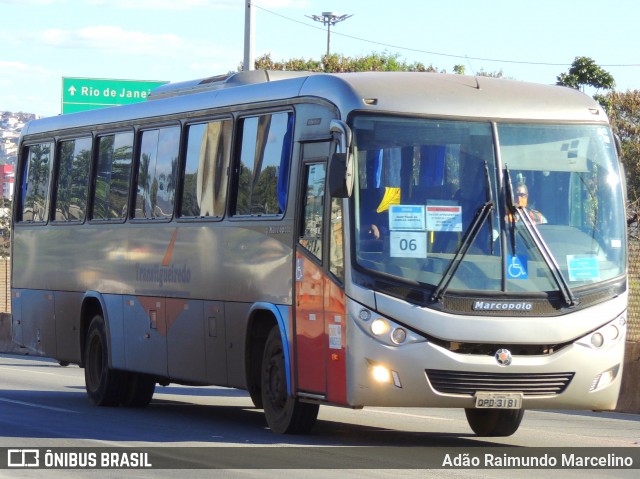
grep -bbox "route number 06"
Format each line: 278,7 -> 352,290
400,238 -> 417,251
390,231 -> 427,258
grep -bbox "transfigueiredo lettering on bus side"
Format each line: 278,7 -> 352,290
135,263 -> 191,287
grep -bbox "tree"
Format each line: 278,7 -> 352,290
556,56 -> 615,92
247,52 -> 509,77
0,198 -> 10,260
248,52 -> 441,73
602,90 -> 640,236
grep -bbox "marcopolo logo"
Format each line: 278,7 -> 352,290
495,349 -> 513,366
473,301 -> 533,312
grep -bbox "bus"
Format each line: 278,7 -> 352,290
11,70 -> 628,437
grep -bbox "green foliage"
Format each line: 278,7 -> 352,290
556,56 -> 615,92
0,198 -> 10,259
247,52 -> 511,77
603,91 -> 640,226
477,68 -> 504,78
249,52 -> 441,73
453,64 -> 466,75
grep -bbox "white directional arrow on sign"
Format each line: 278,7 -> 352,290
68,86 -> 77,96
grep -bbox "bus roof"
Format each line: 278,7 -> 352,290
20,71 -> 607,137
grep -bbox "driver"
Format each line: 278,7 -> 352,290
513,183 -> 547,224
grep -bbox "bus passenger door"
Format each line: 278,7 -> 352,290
295,148 -> 330,396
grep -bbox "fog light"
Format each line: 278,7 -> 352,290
371,318 -> 390,336
590,365 -> 620,391
372,365 -> 391,383
358,309 -> 371,321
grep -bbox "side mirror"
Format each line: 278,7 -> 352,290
329,153 -> 350,198
328,120 -> 354,198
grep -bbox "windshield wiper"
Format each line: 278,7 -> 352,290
431,162 -> 494,303
504,167 -> 577,307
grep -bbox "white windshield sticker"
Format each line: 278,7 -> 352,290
567,255 -> 600,281
329,324 -> 342,350
390,231 -> 427,258
388,205 -> 426,231
426,204 -> 462,232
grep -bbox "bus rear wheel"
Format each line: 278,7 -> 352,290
85,314 -> 156,407
464,408 -> 525,437
120,372 -> 156,407
84,314 -> 126,406
261,327 -> 319,434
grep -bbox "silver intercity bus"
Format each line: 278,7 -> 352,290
11,71 -> 627,436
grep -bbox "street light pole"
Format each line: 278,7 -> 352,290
243,1 -> 255,71
306,12 -> 353,57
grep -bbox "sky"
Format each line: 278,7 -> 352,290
2,0 -> 640,117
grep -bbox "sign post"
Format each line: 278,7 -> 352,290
61,77 -> 169,114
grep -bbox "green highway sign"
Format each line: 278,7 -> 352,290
61,77 -> 169,114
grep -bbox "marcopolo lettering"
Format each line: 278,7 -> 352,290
473,301 -> 533,311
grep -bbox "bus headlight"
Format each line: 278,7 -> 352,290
591,333 -> 604,348
577,314 -> 626,350
371,318 -> 390,336
391,328 -> 407,344
355,306 -> 425,347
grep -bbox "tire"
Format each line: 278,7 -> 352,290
84,314 -> 126,407
465,408 -> 525,437
261,327 -> 319,434
120,372 -> 156,408
249,388 -> 263,409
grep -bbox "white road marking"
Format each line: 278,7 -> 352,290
0,397 -> 80,414
363,408 -> 455,421
0,365 -> 65,377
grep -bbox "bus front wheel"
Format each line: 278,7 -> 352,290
464,408 -> 525,437
261,327 -> 319,434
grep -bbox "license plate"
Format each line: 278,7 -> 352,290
475,392 -> 522,409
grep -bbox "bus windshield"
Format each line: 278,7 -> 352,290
352,115 -> 626,295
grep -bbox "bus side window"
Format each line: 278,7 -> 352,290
54,138 -> 91,222
92,132 -> 133,221
234,112 -> 292,217
180,119 -> 232,218
134,126 -> 180,220
20,142 -> 53,223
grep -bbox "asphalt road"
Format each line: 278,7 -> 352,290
0,354 -> 639,478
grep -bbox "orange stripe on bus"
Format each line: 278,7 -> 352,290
161,228 -> 179,266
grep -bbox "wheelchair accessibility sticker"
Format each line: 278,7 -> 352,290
507,255 -> 528,279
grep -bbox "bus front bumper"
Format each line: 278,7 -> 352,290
345,312 -> 626,411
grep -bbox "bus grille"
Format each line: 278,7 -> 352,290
426,370 -> 574,396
